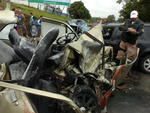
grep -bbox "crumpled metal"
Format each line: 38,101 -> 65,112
60,24 -> 113,83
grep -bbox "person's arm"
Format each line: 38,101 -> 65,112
21,14 -> 25,18
128,23 -> 144,35
128,27 -> 137,34
137,24 -> 144,36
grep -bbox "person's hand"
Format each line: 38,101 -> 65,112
128,28 -> 137,34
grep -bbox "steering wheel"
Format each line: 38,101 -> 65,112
56,32 -> 77,45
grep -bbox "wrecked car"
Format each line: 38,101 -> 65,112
0,9 -> 140,113
67,19 -> 90,35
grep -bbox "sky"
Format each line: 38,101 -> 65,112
70,0 -> 123,19
10,0 -> 123,19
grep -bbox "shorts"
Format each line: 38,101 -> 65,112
116,41 -> 138,61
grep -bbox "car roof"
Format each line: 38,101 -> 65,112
103,23 -> 150,27
102,23 -> 123,27
144,23 -> 150,27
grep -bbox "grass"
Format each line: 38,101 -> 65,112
2,2 -> 70,22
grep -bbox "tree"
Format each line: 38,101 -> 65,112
68,1 -> 91,19
117,0 -> 141,4
106,15 -> 115,23
118,0 -> 150,22
89,17 -> 102,23
117,17 -> 124,23
117,0 -> 131,4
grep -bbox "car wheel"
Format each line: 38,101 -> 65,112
73,85 -> 101,113
140,55 -> 150,74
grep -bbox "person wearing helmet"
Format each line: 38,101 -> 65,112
116,10 -> 144,62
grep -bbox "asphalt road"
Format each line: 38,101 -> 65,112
108,71 -> 150,113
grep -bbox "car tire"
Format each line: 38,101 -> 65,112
140,55 -> 150,74
73,85 -> 101,113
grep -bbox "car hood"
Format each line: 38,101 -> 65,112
80,24 -> 104,43
60,24 -> 104,73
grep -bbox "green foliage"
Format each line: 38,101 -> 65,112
89,17 -> 102,23
117,0 -> 130,4
118,0 -> 150,22
117,17 -> 124,23
10,2 -> 70,22
68,1 -> 91,19
106,15 -> 115,23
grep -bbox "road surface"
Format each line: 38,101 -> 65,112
108,71 -> 150,113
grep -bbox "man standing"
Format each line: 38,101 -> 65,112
116,10 -> 144,62
15,9 -> 28,36
30,16 -> 38,37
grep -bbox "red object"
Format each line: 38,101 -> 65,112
112,66 -> 125,80
100,66 -> 125,109
100,89 -> 113,109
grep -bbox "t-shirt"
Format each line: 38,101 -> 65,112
31,25 -> 38,37
17,15 -> 24,25
120,19 -> 144,44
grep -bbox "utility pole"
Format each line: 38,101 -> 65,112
28,1 -> 30,7
6,0 -> 10,9
37,3 -> 40,9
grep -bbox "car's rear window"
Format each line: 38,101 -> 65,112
142,26 -> 150,41
111,27 -> 122,40
110,25 -> 150,41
